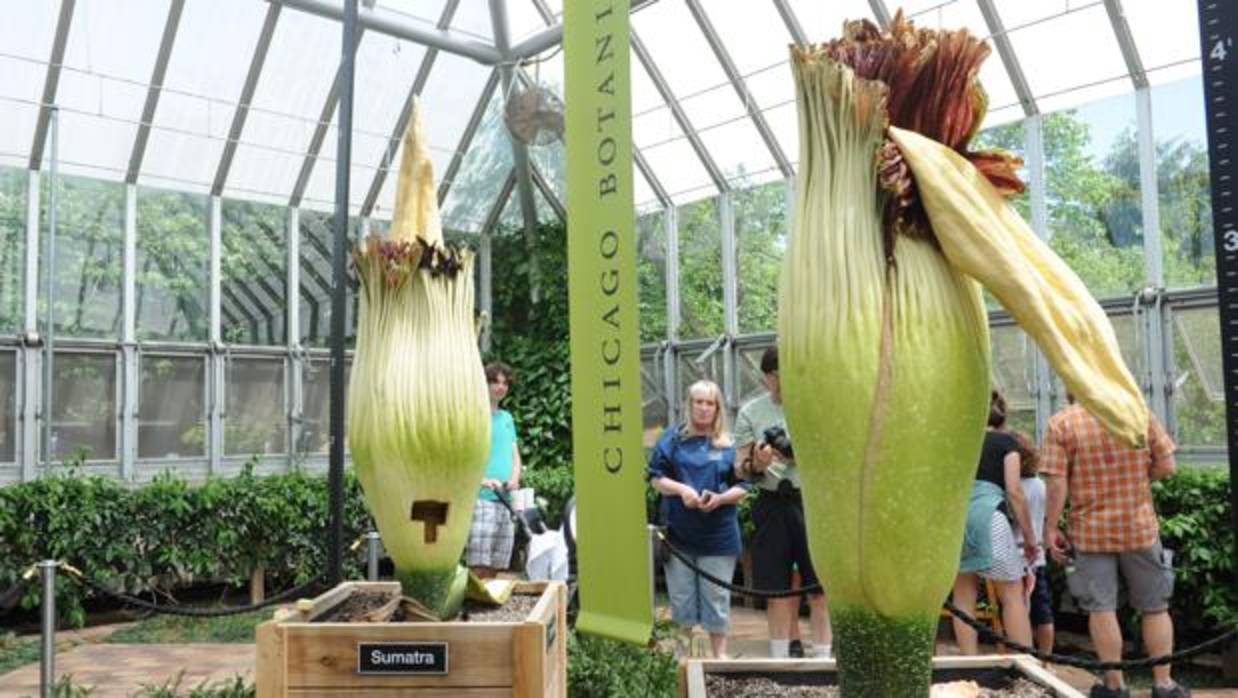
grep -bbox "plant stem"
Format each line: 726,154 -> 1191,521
832,606 -> 935,697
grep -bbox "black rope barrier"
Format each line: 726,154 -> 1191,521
64,566 -> 326,618
657,529 -> 823,599
659,531 -> 1238,670
944,600 -> 1238,670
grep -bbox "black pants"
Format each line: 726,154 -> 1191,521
750,489 -> 821,592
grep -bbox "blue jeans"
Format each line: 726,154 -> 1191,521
664,551 -> 737,634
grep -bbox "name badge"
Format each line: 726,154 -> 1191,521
357,642 -> 448,675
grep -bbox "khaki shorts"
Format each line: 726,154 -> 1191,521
1066,541 -> 1175,613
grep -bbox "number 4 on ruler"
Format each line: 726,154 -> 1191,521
1215,38 -> 1233,63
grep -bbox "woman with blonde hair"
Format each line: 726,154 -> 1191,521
648,379 -> 748,658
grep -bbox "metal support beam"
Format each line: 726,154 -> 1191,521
1136,87 -> 1169,422
772,0 -> 807,46
21,172 -> 39,480
666,203 -> 681,342
719,192 -> 738,412
490,0 -> 542,301
631,31 -> 728,193
867,0 -> 892,30
29,0 -> 75,170
127,0 -> 185,184
275,0 -> 502,64
213,3 -> 281,196
24,173 -> 39,336
530,163 -> 565,223
634,149 -> 672,209
976,0 -> 1039,116
288,206 -> 302,468
360,0 -> 461,218
1025,116 -> 1053,440
437,69 -> 501,206
1103,0 -> 1149,89
208,196 -> 223,475
684,0 -> 793,179
121,186 -> 137,479
327,0 -> 359,587
664,204 -> 680,423
290,26 -> 365,208
508,0 -> 660,60
479,171 -> 517,352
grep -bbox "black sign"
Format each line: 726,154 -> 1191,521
1198,0 -> 1238,564
357,642 -> 448,675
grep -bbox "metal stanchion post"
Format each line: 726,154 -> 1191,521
38,560 -> 56,698
366,532 -> 381,581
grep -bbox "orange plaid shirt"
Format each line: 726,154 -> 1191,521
1039,404 -> 1174,552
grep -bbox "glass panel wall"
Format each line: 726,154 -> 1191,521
990,324 -> 1037,437
1154,78 -> 1214,288
50,352 -> 117,461
639,351 -> 667,448
1171,306 -> 1225,456
0,351 -> 14,463
677,198 -> 723,338
221,200 -> 286,345
735,181 -> 787,334
299,211 -> 358,349
300,355 -> 350,457
0,168 -> 25,333
637,210 -> 668,342
136,188 -> 209,341
138,355 -> 206,459
225,357 -> 286,456
40,175 -> 124,338
1043,96 -> 1145,300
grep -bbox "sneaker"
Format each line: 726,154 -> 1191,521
788,639 -> 804,658
1151,682 -> 1191,698
1088,684 -> 1130,698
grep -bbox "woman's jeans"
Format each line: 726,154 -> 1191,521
664,551 -> 737,634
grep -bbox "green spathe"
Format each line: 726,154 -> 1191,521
781,54 -> 990,694
347,105 -> 491,620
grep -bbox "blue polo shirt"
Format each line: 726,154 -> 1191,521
647,428 -> 744,556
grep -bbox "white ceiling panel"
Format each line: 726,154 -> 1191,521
143,0 -> 267,192
1007,3 -> 1128,106
53,0 -> 168,179
784,0 -> 877,43
224,7 -> 338,204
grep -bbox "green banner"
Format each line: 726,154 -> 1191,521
564,0 -> 653,646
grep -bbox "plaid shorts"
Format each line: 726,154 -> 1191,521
466,499 -> 515,569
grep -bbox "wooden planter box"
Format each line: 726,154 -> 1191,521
679,655 -> 1084,697
256,580 -> 567,697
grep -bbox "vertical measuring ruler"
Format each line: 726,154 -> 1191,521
1198,0 -> 1236,555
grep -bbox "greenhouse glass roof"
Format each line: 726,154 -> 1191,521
0,0 -> 1206,231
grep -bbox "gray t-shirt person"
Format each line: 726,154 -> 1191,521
734,393 -> 801,492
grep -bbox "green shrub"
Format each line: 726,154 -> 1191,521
567,623 -> 679,698
0,464 -> 371,626
1152,467 -> 1235,634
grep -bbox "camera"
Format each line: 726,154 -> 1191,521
762,425 -> 793,459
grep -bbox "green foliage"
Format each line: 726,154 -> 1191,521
566,623 -> 679,698
0,465 -> 371,626
138,674 -> 254,698
0,632 -> 42,676
1151,467 -> 1235,634
486,222 -> 575,522
105,610 -> 273,644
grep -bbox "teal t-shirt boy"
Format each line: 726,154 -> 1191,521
479,409 -> 518,501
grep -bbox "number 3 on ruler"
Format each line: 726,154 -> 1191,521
1226,229 -> 1238,253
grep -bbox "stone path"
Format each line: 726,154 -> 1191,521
0,644 -> 253,698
